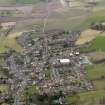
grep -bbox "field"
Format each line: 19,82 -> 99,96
67,90 -> 105,105
93,80 -> 105,90
85,64 -> 105,80
0,84 -> 9,93
0,36 -> 23,53
80,36 -> 105,52
78,90 -> 105,105
45,10 -> 87,31
87,51 -> 105,62
76,29 -> 101,45
89,36 -> 105,52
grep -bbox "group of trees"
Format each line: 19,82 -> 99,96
23,90 -> 65,105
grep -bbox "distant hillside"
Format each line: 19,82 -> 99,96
16,0 -> 46,4
0,0 -> 46,5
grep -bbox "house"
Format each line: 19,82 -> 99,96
59,59 -> 70,64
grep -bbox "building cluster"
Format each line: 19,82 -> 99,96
0,29 -> 92,104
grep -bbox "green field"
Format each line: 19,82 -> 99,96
78,90 -> 105,105
67,90 -> 105,105
85,64 -> 105,80
93,80 -> 105,90
90,36 -> 105,51
80,36 -> 105,52
0,36 -> 23,53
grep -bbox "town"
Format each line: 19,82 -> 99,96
0,0 -> 105,105
0,29 -> 93,105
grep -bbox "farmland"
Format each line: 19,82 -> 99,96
80,36 -> 105,52
0,35 -> 23,53
85,64 -> 105,80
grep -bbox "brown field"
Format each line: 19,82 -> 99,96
76,29 -> 101,45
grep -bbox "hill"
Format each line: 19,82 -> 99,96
0,0 -> 46,5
